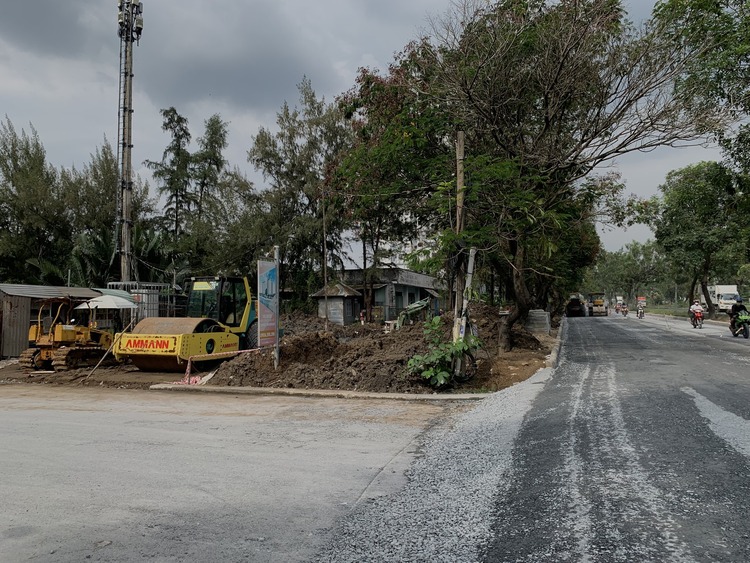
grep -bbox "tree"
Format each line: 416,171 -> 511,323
651,161 -> 743,316
145,107 -> 194,249
335,53 -> 454,319
182,114 -> 253,275
583,241 -> 667,304
247,78 -> 353,304
0,119 -> 69,284
191,114 -> 228,218
411,0 -> 735,350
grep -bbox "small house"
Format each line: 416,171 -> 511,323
339,268 -> 444,322
310,283 -> 362,326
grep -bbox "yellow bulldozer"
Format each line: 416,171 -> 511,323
113,276 -> 258,372
19,297 -> 116,371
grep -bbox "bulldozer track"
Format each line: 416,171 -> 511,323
51,347 -> 117,372
19,348 -> 42,371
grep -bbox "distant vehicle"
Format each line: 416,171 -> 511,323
701,284 -> 739,313
566,297 -> 586,317
692,309 -> 704,329
587,292 -> 609,317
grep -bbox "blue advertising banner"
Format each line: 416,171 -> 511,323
258,259 -> 278,348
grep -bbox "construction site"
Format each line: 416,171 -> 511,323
0,303 -> 556,394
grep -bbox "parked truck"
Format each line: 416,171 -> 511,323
700,284 -> 740,313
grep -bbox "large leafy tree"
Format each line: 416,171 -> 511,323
410,0 -> 734,349
335,53 -> 454,318
651,161 -> 745,316
653,0 -> 750,164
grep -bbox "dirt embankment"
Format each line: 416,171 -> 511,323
209,304 -> 556,394
0,305 -> 557,393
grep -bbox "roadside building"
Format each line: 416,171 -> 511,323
312,268 -> 445,326
0,285 -> 102,358
311,283 -> 362,326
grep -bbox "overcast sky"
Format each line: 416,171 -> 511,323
0,0 -> 721,252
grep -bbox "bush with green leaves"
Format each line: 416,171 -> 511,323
407,316 -> 481,388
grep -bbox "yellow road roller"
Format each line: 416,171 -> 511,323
114,276 -> 257,371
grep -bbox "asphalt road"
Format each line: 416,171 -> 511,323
0,385 -> 467,562
483,313 -> 750,562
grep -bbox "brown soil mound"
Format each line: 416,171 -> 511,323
208,305 -> 556,394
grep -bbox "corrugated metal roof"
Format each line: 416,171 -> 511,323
0,284 -> 103,300
311,282 -> 362,298
94,287 -> 135,301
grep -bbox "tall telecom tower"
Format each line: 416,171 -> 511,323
116,0 -> 143,282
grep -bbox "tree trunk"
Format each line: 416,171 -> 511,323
700,276 -> 715,319
497,241 -> 533,353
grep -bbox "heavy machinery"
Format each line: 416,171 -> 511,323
396,297 -> 432,329
587,292 -> 609,317
19,297 -> 116,371
113,276 -> 257,372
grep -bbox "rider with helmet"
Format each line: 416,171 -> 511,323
729,297 -> 749,332
689,300 -> 704,326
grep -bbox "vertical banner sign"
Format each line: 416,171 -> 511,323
257,259 -> 279,349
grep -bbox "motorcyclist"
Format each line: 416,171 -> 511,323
689,300 -> 704,326
729,297 -> 748,333
636,301 -> 645,318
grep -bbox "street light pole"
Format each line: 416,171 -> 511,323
117,0 -> 143,283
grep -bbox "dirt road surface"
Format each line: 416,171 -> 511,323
0,384 -> 472,562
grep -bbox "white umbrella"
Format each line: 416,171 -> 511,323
75,295 -> 138,310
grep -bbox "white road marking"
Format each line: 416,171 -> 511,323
682,387 -> 750,457
565,366 -> 594,562
565,364 -> 694,561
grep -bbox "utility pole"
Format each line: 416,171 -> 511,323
116,0 -> 144,282
454,131 -> 466,318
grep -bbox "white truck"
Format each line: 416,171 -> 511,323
700,284 -> 740,313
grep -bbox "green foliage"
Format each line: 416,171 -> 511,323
406,316 -> 481,388
0,119 -> 153,285
247,77 -> 353,302
650,161 -> 744,300
146,107 -> 194,245
583,241 -> 669,303
2,0 -> 739,330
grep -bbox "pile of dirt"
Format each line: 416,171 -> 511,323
0,305 -> 557,393
208,305 -> 556,394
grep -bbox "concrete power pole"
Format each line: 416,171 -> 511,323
116,0 -> 144,282
454,131 -> 466,317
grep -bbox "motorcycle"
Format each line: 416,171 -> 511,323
692,310 -> 704,329
621,306 -> 629,317
636,307 -> 645,319
731,310 -> 750,339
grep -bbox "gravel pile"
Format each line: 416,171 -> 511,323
315,366 -> 553,563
